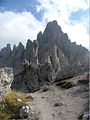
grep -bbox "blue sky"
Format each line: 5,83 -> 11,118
71,9 -> 88,21
0,0 -> 89,49
0,0 -> 44,21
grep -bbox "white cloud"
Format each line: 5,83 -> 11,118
36,0 -> 89,49
0,0 -> 89,49
0,11 -> 45,49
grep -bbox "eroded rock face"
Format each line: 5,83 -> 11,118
30,40 -> 39,66
37,20 -> 89,66
0,44 -> 12,67
0,20 -> 89,92
0,20 -> 89,71
11,60 -> 54,92
24,39 -> 33,62
0,68 -> 13,101
47,44 -> 68,73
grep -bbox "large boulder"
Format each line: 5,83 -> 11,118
0,67 -> 13,101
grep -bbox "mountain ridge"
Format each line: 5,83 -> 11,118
0,20 -> 89,91
0,20 -> 89,70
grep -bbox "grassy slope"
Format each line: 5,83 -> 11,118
0,91 -> 33,120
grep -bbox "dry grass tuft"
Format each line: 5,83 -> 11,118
56,79 -> 75,89
78,78 -> 89,84
0,90 -> 33,120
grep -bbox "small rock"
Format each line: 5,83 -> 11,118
53,102 -> 63,107
17,98 -> 22,102
41,96 -> 45,99
19,105 -> 30,119
82,111 -> 90,120
26,95 -> 33,100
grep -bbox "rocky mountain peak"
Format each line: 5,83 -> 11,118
37,31 -> 42,37
0,44 -> 12,61
42,20 -> 62,44
0,20 -> 89,73
13,44 -> 16,51
24,39 -> 32,62
27,39 -> 32,44
6,44 -> 11,49
0,20 -> 89,120
18,42 -> 24,49
45,20 -> 60,31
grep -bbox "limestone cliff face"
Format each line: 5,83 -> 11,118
24,39 -> 32,62
0,20 -> 88,70
11,41 -> 54,92
37,20 -> 89,66
0,20 -> 89,91
30,40 -> 39,66
0,44 -> 12,67
40,44 -> 69,73
11,42 -> 25,70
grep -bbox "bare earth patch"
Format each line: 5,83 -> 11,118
28,84 -> 88,120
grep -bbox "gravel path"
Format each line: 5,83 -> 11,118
28,84 -> 88,120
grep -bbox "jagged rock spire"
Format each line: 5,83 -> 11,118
30,40 -> 39,66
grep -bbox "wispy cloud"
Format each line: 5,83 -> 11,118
0,11 -> 45,48
36,0 -> 89,48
